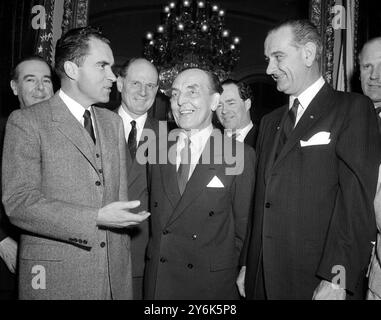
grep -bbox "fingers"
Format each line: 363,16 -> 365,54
109,200 -> 141,210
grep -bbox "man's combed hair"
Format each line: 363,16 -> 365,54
54,26 -> 110,78
270,19 -> 323,62
11,55 -> 51,81
205,70 -> 223,94
221,79 -> 253,101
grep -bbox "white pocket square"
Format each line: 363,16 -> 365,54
300,131 -> 331,147
207,176 -> 224,188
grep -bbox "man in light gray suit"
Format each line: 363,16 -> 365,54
2,27 -> 150,300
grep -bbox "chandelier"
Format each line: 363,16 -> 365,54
143,0 -> 241,95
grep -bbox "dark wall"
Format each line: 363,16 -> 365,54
89,0 -> 309,123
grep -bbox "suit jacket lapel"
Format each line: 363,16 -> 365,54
165,136 -> 222,227
272,83 -> 334,168
50,93 -> 98,171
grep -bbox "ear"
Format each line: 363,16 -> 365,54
10,80 -> 18,96
63,61 -> 79,80
303,42 -> 317,67
210,93 -> 221,111
244,98 -> 252,111
116,76 -> 124,93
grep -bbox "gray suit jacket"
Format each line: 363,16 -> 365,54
368,165 -> 381,297
2,93 -> 131,300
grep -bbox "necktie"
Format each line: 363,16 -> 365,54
376,107 -> 381,134
276,98 -> 300,159
83,110 -> 96,144
177,136 -> 191,196
128,120 -> 137,159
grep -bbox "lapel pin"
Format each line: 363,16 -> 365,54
310,115 -> 314,119
276,126 -> 280,130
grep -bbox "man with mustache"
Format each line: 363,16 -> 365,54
2,27 -> 150,299
216,79 -> 258,148
238,20 -> 380,300
144,68 -> 256,299
0,56 -> 54,300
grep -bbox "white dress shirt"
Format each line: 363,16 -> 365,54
176,124 -> 213,180
118,106 -> 147,145
59,89 -> 96,137
226,121 -> 254,143
290,76 -> 325,126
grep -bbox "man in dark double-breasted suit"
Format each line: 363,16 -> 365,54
238,20 -> 381,300
144,68 -> 256,300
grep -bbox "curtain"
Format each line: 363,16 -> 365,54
310,0 -> 359,92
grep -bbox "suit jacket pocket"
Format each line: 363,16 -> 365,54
210,254 -> 237,272
20,244 -> 64,261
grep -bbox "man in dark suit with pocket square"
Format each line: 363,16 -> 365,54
238,19 -> 381,300
144,68 -> 256,300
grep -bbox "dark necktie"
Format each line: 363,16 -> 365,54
376,107 -> 381,134
177,136 -> 191,196
83,110 -> 96,144
128,120 -> 137,159
276,98 -> 300,159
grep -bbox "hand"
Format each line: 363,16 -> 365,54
0,237 -> 18,273
236,266 -> 246,298
312,280 -> 346,300
97,201 -> 150,228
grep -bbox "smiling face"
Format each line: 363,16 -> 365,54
360,39 -> 381,107
117,59 -> 158,118
265,26 -> 310,97
170,69 -> 219,132
216,83 -> 251,130
10,60 -> 53,108
75,37 -> 116,106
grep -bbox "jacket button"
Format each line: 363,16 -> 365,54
100,242 -> 106,248
154,202 -> 158,208
265,202 -> 271,208
95,181 -> 101,186
96,154 -> 100,158
187,264 -> 194,269
160,257 -> 167,263
192,234 -> 197,240
98,169 -> 103,174
78,239 -> 83,244
163,230 -> 169,235
83,240 -> 88,245
209,211 -> 214,217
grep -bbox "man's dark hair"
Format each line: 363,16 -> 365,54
11,55 -> 52,81
54,26 -> 110,78
269,19 -> 323,62
221,79 -> 253,101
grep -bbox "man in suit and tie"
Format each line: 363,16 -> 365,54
144,68 -> 256,299
359,38 -> 381,300
0,56 -> 54,300
238,19 -> 380,300
359,37 -> 381,133
116,57 -> 160,299
2,27 -> 150,300
216,79 -> 258,148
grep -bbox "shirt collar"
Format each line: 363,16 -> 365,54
289,76 -> 325,111
118,105 -> 147,130
59,89 -> 91,122
178,124 -> 213,150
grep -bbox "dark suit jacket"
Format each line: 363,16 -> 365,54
243,124 -> 258,149
241,83 -> 381,300
125,116 -> 161,280
144,130 -> 256,299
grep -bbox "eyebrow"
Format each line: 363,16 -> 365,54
97,60 -> 113,66
186,84 -> 200,90
22,74 -> 51,80
225,98 -> 236,103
